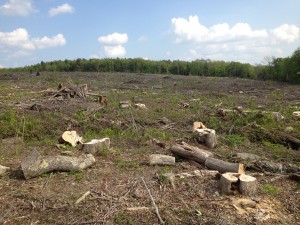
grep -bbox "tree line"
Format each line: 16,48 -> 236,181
2,47 -> 300,83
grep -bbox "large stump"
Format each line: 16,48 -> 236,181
21,150 -> 95,179
193,128 -> 217,148
205,158 -> 244,174
239,174 -> 257,196
82,138 -> 110,155
220,173 -> 239,195
170,142 -> 213,164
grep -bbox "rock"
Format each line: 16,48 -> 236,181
236,153 -> 261,161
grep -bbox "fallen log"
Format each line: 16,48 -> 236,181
21,150 -> 95,179
220,173 -> 239,195
239,174 -> 257,196
149,154 -> 175,166
170,142 -> 213,164
205,158 -> 245,174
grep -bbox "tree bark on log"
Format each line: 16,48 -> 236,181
149,154 -> 175,166
21,150 -> 95,179
205,158 -> 244,174
239,174 -> 257,196
220,173 -> 239,195
170,142 -> 213,164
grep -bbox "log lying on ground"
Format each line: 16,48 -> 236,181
149,154 -> 175,166
170,142 -> 213,164
0,165 -> 10,176
239,174 -> 257,196
82,138 -> 110,155
205,157 -> 245,174
220,173 -> 239,195
21,150 -> 95,179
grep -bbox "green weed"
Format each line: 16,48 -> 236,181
224,134 -> 247,147
262,183 -> 280,196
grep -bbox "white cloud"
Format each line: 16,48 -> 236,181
171,15 -> 300,64
0,0 -> 36,16
104,45 -> 126,58
272,24 -> 299,43
0,28 -> 66,56
171,15 -> 268,43
32,34 -> 66,49
98,33 -> 128,45
49,3 -> 75,17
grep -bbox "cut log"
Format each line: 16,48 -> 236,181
21,150 -> 95,179
60,131 -> 83,147
82,138 -> 110,155
175,170 -> 219,179
220,173 -> 239,195
149,154 -> 175,166
193,128 -> 217,148
239,174 -> 257,196
170,142 -> 213,164
0,165 -> 10,176
205,157 -> 244,174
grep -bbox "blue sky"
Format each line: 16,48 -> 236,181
0,0 -> 299,68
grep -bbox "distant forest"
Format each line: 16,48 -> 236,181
2,47 -> 300,84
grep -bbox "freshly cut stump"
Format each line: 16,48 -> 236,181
149,154 -> 175,166
82,138 -> 110,155
239,174 -> 257,196
205,158 -> 244,174
220,173 -> 239,195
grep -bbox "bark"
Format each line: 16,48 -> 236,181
149,154 -> 175,166
220,173 -> 239,195
239,174 -> 257,196
170,142 -> 213,164
205,157 -> 244,174
21,150 -> 95,179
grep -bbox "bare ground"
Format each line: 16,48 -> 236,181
0,72 -> 299,225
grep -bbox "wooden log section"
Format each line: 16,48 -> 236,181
149,154 -> 175,166
220,173 -> 239,195
21,150 -> 96,179
170,143 -> 213,164
205,157 -> 244,174
82,138 -> 110,155
239,174 -> 257,196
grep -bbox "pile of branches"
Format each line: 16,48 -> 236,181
49,83 -> 88,99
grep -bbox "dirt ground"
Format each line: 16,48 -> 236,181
0,72 -> 299,225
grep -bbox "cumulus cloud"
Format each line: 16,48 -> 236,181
104,45 -> 126,58
49,3 -> 75,17
171,15 -> 300,63
171,15 -> 268,43
0,0 -> 36,16
98,33 -> 128,45
272,24 -> 299,43
0,28 -> 66,53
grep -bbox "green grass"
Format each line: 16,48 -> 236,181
262,183 -> 280,196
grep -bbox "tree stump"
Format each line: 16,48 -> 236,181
60,131 -> 83,147
220,173 -> 239,195
21,150 -> 95,179
149,154 -> 175,166
82,138 -> 110,155
0,165 -> 10,176
239,174 -> 257,196
193,128 -> 217,148
205,158 -> 244,174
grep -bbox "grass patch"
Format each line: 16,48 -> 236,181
262,183 -> 280,196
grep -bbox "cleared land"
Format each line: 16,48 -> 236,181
0,72 -> 299,225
